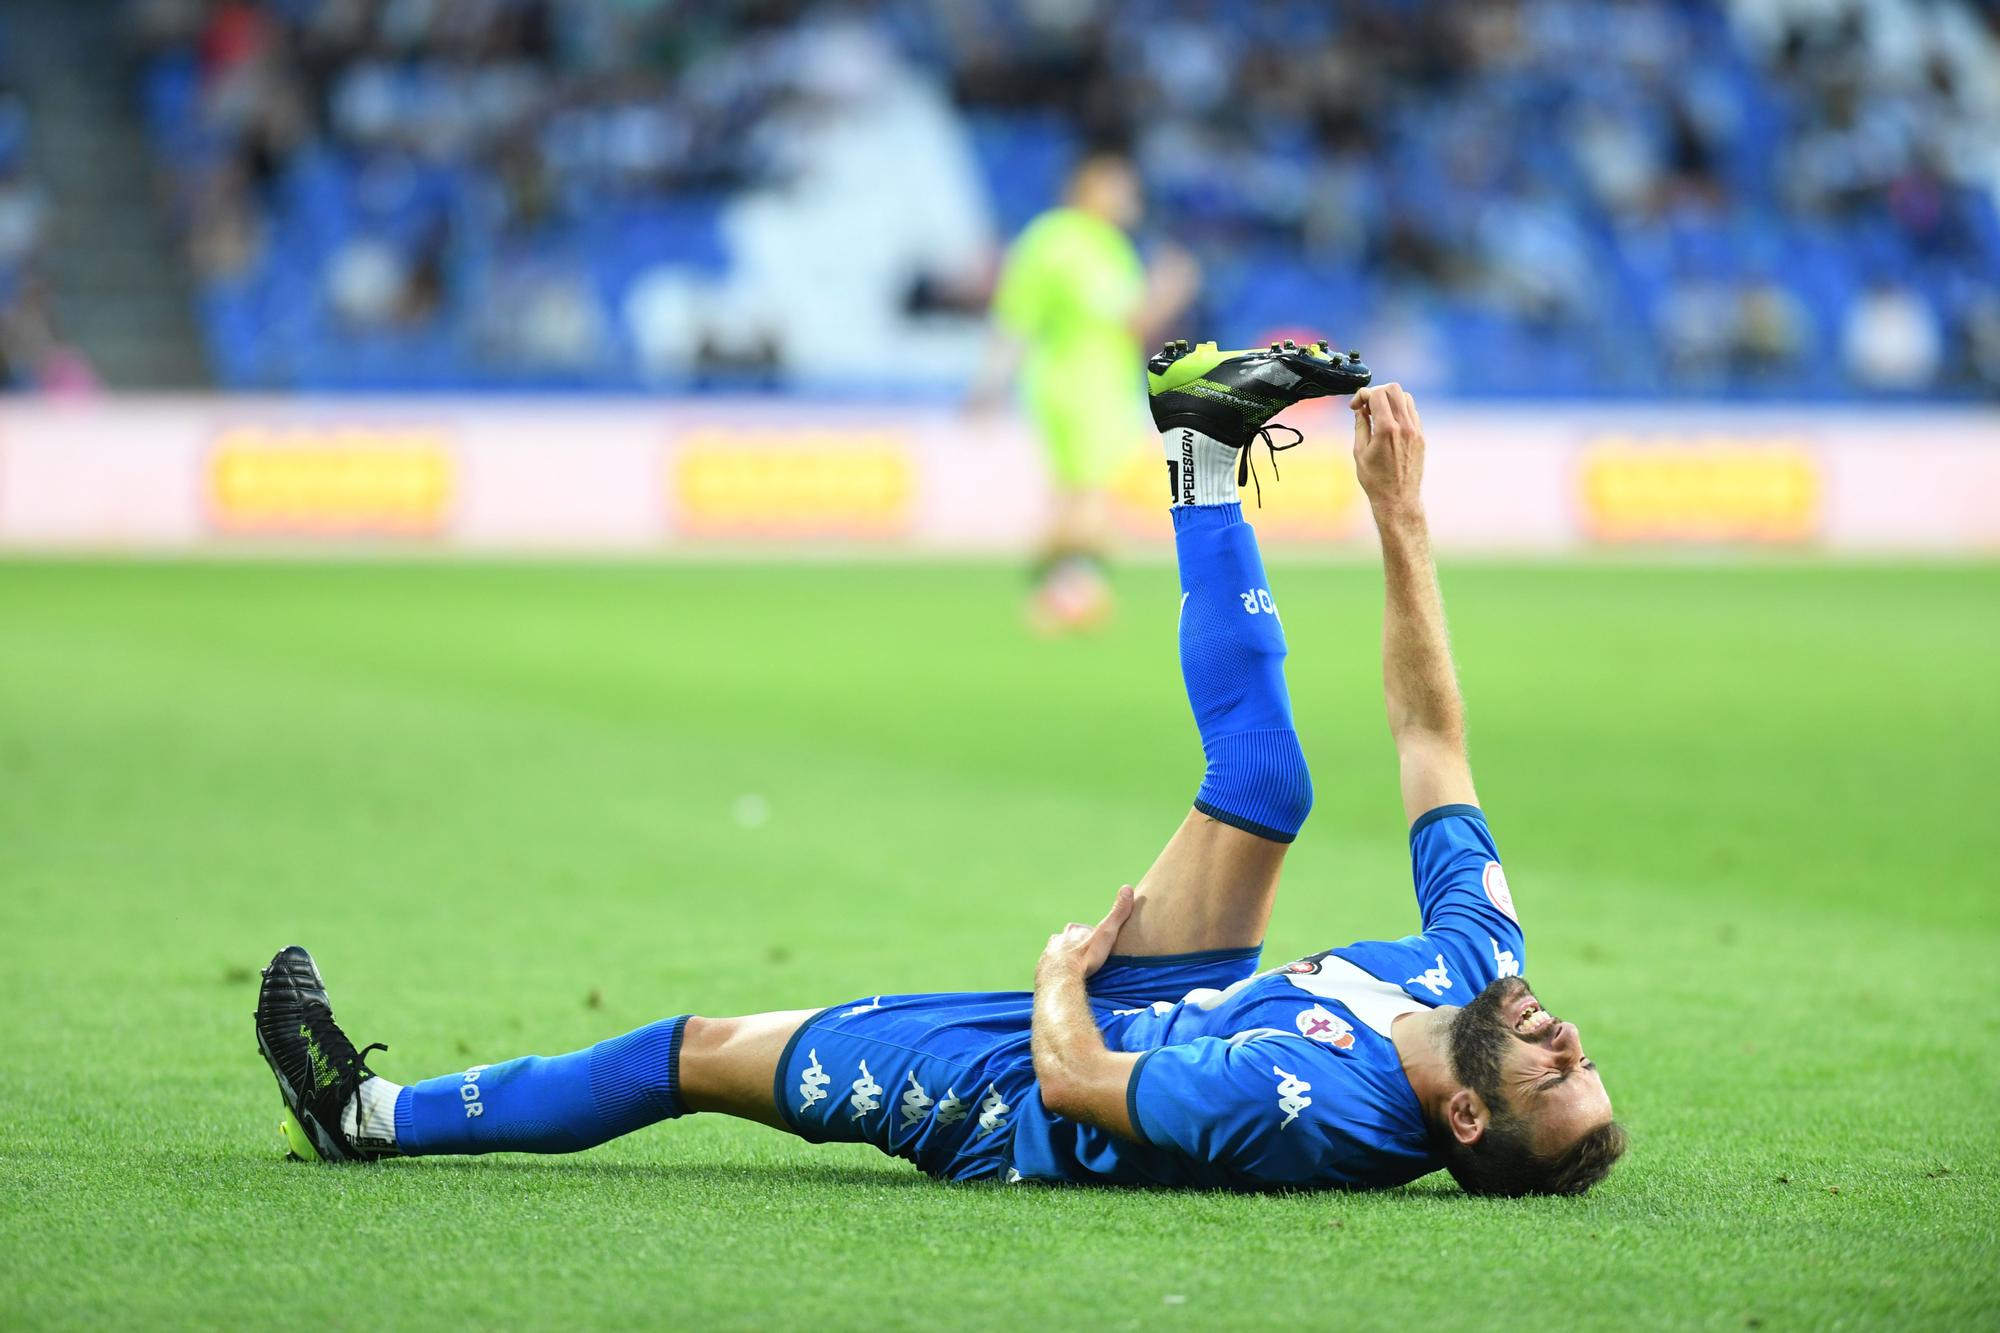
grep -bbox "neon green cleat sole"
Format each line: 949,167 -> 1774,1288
279,1107 -> 321,1161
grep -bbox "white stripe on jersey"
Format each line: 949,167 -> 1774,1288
1277,955 -> 1426,1037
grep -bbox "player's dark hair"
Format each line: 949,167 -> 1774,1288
1443,1114 -> 1629,1197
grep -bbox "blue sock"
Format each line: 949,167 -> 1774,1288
394,1015 -> 689,1155
1173,503 -> 1312,841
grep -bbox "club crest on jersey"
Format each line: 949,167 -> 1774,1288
1295,1004 -> 1355,1049
1284,949 -> 1332,976
1483,860 -> 1518,923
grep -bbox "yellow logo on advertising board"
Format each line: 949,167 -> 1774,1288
1580,440 -> 1820,543
208,430 -> 453,535
672,433 -> 915,538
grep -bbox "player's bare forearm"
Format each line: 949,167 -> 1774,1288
1031,889 -> 1141,1138
1352,385 -> 1478,822
1377,504 -> 1462,744
1031,957 -> 1140,1137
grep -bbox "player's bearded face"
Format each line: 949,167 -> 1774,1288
1447,975 -> 1533,1114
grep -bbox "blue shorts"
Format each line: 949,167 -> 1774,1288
773,946 -> 1262,1182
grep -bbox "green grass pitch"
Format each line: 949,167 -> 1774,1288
2,558 -> 1995,1329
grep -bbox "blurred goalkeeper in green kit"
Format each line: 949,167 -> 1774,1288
976,151 -> 1199,631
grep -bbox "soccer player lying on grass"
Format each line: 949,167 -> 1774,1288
256,343 -> 1626,1195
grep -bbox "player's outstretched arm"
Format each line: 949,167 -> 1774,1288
1031,887 -> 1142,1137
1351,385 -> 1478,824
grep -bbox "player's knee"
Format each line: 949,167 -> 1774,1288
1255,730 -> 1314,832
1198,728 -> 1313,839
678,1015 -> 726,1064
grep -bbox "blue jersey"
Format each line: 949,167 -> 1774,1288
776,805 -> 1523,1191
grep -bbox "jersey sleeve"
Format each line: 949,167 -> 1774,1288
1126,1034 -> 1336,1187
1409,804 -> 1526,968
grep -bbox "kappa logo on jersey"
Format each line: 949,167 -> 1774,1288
1407,954 -> 1454,996
1295,1004 -> 1355,1049
976,1084 -> 1011,1134
849,1060 -> 884,1120
841,996 -> 883,1017
1483,861 -> 1518,923
899,1072 -> 935,1129
798,1048 -> 830,1113
1490,936 -> 1520,978
934,1087 -> 969,1127
1273,1064 -> 1312,1128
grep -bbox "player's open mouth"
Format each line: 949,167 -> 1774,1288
1512,997 -> 1555,1037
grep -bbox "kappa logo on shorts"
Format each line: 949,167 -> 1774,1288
1491,936 -> 1521,978
1295,1004 -> 1355,1049
1407,954 -> 1454,996
976,1084 -> 1011,1134
1484,861 -> 1518,923
899,1072 -> 935,1129
1273,1064 -> 1312,1128
849,1060 -> 884,1120
798,1048 -> 831,1114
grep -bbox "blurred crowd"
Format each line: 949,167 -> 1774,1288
128,0 -> 2000,397
0,31 -> 96,394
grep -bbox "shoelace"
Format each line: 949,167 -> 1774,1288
1236,422 -> 1305,507
339,1040 -> 390,1146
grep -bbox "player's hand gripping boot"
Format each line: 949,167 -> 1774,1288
1148,339 -> 1372,504
254,945 -> 391,1161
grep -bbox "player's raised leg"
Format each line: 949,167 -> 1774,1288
1111,339 -> 1371,955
